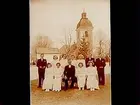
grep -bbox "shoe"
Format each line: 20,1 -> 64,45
90,88 -> 92,91
82,87 -> 84,90
92,89 -> 95,91
79,88 -> 81,90
96,87 -> 100,90
45,89 -> 49,92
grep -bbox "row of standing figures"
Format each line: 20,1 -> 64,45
36,53 -> 107,92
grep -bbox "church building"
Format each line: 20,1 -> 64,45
76,10 -> 94,51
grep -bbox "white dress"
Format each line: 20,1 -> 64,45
42,68 -> 54,90
76,67 -> 86,88
53,67 -> 63,91
59,59 -> 68,69
86,67 -> 99,89
51,60 -> 59,68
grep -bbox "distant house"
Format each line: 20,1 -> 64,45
36,47 -> 60,63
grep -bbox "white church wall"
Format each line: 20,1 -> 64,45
37,54 -> 60,63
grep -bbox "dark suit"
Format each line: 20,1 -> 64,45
85,58 -> 95,67
63,65 -> 76,90
95,58 -> 106,85
36,59 -> 47,87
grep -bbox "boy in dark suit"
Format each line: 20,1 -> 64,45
95,55 -> 106,85
36,53 -> 47,88
85,53 -> 95,67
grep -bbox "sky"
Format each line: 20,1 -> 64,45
30,0 -> 110,49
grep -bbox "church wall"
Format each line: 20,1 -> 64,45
37,53 -> 60,63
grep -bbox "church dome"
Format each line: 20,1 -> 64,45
76,12 -> 93,29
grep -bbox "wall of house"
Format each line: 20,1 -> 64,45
37,54 -> 60,63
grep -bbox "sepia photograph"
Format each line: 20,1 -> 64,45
30,0 -> 111,105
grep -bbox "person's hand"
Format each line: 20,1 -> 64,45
39,66 -> 42,69
64,76 -> 67,79
100,66 -> 103,68
69,77 -> 71,80
43,66 -> 46,69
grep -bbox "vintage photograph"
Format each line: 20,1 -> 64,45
30,0 -> 111,105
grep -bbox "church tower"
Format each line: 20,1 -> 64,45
76,10 -> 94,52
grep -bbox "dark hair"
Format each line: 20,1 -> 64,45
47,63 -> 52,66
53,55 -> 58,59
78,62 -> 83,67
88,61 -> 94,66
56,62 -> 61,66
40,53 -> 44,56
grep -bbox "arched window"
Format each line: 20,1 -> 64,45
85,31 -> 88,37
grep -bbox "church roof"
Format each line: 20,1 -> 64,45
77,18 -> 93,29
76,12 -> 93,29
36,47 -> 60,54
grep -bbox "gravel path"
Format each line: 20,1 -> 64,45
31,74 -> 111,105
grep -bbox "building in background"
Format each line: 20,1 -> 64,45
36,47 -> 60,63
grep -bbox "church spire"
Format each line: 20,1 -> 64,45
81,8 -> 86,18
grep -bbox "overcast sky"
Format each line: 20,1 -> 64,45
30,0 -> 110,48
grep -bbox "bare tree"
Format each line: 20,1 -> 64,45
94,29 -> 110,58
30,33 -> 53,63
35,34 -> 52,48
60,28 -> 73,57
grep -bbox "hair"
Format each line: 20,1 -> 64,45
78,62 -> 83,67
47,63 -> 52,67
56,62 -> 61,66
53,55 -> 58,59
88,61 -> 94,66
40,53 -> 44,56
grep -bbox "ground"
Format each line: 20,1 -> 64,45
31,74 -> 111,105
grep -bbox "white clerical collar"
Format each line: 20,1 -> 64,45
68,65 -> 71,68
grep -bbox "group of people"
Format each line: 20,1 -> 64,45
36,53 -> 106,92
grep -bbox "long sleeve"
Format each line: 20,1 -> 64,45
85,58 -> 88,67
73,66 -> 75,77
64,66 -> 67,76
44,59 -> 47,68
36,59 -> 39,67
103,60 -> 106,67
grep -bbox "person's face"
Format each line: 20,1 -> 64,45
63,54 -> 66,59
40,54 -> 44,58
71,55 -> 75,60
68,60 -> 72,65
48,64 -> 52,68
53,55 -> 58,60
78,55 -> 82,59
79,63 -> 83,68
89,62 -> 93,66
56,64 -> 60,68
89,54 -> 92,58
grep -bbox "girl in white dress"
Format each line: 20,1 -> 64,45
76,54 -> 86,68
76,62 -> 86,90
53,63 -> 63,92
42,63 -> 54,91
86,62 -> 99,91
59,54 -> 68,69
51,55 -> 59,68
